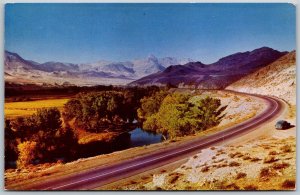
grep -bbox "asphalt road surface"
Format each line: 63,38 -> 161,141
24,91 -> 284,190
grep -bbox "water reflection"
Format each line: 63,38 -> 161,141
129,128 -> 163,147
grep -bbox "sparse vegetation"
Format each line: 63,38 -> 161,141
243,184 -> 258,190
242,155 -> 251,161
271,162 -> 290,170
268,151 -> 278,155
201,166 -> 210,172
259,167 -> 277,181
236,172 -> 247,179
280,145 -> 292,153
229,161 -> 240,167
250,157 -> 261,162
168,175 -> 180,184
263,156 -> 278,163
281,179 -> 295,189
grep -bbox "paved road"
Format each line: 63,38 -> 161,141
26,91 -> 284,190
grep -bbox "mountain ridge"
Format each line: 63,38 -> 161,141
130,47 -> 288,89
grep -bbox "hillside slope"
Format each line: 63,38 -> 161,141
226,51 -> 296,105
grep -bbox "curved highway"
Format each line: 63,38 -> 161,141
25,91 -> 284,190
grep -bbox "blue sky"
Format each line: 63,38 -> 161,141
5,3 -> 295,64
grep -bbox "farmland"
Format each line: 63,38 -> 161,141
5,98 -> 69,118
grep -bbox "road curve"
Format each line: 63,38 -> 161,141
25,91 -> 284,190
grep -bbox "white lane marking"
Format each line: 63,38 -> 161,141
45,97 -> 279,190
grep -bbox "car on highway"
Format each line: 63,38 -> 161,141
275,120 -> 291,130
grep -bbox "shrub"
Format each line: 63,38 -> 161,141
268,151 -> 278,155
272,162 -> 290,170
224,183 -> 240,190
280,145 -> 292,153
242,156 -> 251,160
250,157 -> 261,162
263,156 -> 278,163
168,175 -> 180,184
201,166 -> 210,172
259,167 -> 276,181
244,185 -> 258,190
281,179 -> 295,189
229,152 -> 242,158
236,172 -> 247,179
229,161 -> 240,167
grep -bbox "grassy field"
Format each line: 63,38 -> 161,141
5,98 -> 69,118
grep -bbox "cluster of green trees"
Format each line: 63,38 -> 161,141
5,108 -> 77,168
138,92 -> 227,139
62,87 -> 160,132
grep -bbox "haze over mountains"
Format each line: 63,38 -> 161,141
5,47 -> 289,88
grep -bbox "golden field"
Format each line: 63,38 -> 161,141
5,98 -> 69,118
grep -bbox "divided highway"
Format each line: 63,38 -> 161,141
25,91 -> 284,190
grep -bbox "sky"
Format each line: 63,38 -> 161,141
5,3 -> 296,64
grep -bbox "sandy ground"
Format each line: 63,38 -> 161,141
4,90 -> 265,190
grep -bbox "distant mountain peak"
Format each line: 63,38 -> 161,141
147,54 -> 157,59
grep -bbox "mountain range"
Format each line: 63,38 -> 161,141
130,47 -> 288,89
4,51 -> 193,86
4,47 -> 288,88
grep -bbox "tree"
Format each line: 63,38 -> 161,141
10,107 -> 78,165
5,119 -> 18,165
63,91 -> 149,132
17,141 -> 37,168
142,93 -> 227,139
137,90 -> 169,120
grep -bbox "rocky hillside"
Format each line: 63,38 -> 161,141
226,51 -> 296,105
130,47 -> 288,89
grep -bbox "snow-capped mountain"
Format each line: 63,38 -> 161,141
4,51 -> 193,86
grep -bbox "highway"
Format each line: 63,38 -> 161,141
25,91 -> 284,190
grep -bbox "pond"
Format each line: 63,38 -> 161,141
76,127 -> 163,160
129,128 -> 163,147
